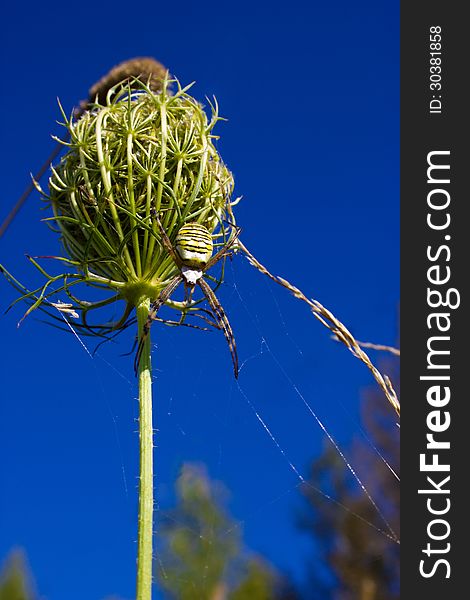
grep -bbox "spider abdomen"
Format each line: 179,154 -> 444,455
175,223 -> 213,268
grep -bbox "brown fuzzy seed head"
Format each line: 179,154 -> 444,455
76,57 -> 168,115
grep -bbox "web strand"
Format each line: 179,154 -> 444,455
56,306 -> 130,498
262,274 -> 399,483
231,272 -> 399,544
236,381 -> 398,544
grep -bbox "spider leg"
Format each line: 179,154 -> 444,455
186,283 -> 196,304
153,213 -> 181,266
175,282 -> 197,326
204,224 -> 242,271
191,307 -> 221,330
198,277 -> 239,378
134,274 -> 183,374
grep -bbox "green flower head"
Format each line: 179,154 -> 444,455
47,75 -> 236,307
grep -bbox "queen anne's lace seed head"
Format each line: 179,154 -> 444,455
1,74 -> 239,337
46,74 -> 237,309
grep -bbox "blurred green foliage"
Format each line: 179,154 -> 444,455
0,550 -> 34,600
156,463 -> 287,600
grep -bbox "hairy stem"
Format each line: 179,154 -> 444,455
136,297 -> 154,600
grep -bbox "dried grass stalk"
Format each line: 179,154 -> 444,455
238,240 -> 400,418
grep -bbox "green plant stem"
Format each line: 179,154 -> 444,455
136,297 -> 154,600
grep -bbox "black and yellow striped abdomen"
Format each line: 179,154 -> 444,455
175,223 -> 213,268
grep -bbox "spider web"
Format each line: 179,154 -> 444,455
2,252 -> 399,599
230,262 -> 399,540
145,257 -> 400,597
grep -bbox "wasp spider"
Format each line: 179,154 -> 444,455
134,218 -> 240,377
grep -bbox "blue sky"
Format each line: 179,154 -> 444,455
0,1 -> 399,598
